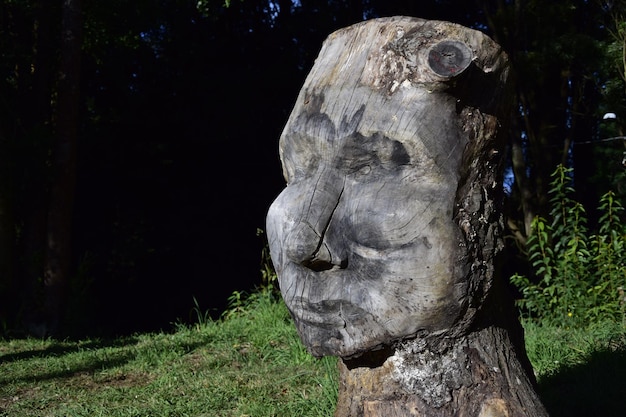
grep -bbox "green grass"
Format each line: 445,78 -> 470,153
1,290 -> 625,416
523,320 -> 626,417
0,291 -> 338,417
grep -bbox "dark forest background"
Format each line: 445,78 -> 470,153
1,0 -> 625,339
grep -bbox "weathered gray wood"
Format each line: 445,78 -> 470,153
266,16 -> 548,417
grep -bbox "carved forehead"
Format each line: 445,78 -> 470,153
279,87 -> 465,182
278,16 -> 508,183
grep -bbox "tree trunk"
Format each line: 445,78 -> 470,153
267,16 -> 548,416
0,179 -> 15,325
334,278 -> 544,417
336,328 -> 541,417
43,0 -> 82,336
0,0 -> 57,334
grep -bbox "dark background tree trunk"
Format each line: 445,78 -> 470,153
43,0 -> 82,336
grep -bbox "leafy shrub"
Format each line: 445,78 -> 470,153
511,164 -> 626,326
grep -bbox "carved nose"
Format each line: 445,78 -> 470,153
286,222 -> 347,271
302,242 -> 335,272
302,241 -> 349,271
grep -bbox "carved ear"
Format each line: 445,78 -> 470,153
427,40 -> 473,78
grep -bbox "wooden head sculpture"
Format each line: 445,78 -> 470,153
267,16 -> 511,360
266,17 -> 550,417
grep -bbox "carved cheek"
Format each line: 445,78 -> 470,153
345,179 -> 456,250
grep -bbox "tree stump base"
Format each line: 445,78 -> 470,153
335,317 -> 546,416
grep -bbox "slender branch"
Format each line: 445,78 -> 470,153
575,136 -> 626,144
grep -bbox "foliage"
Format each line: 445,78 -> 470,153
196,0 -> 233,16
603,10 -> 626,112
511,164 -> 626,326
219,228 -> 281,322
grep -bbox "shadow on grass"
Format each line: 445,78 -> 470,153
0,336 -> 207,386
0,337 -> 142,387
0,337 -> 138,363
538,347 -> 626,417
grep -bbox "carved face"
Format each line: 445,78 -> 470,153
266,17 -> 507,359
267,87 -> 468,358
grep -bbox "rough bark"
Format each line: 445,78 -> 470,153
267,16 -> 548,416
333,276 -> 543,417
336,329 -> 539,417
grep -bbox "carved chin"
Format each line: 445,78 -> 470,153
291,305 -> 392,358
286,293 -> 465,358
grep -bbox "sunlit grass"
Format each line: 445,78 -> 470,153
1,290 -> 625,416
522,319 -> 626,416
0,291 -> 338,417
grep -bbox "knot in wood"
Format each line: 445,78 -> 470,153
427,40 -> 473,77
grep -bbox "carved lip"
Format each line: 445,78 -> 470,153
287,297 -> 368,328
